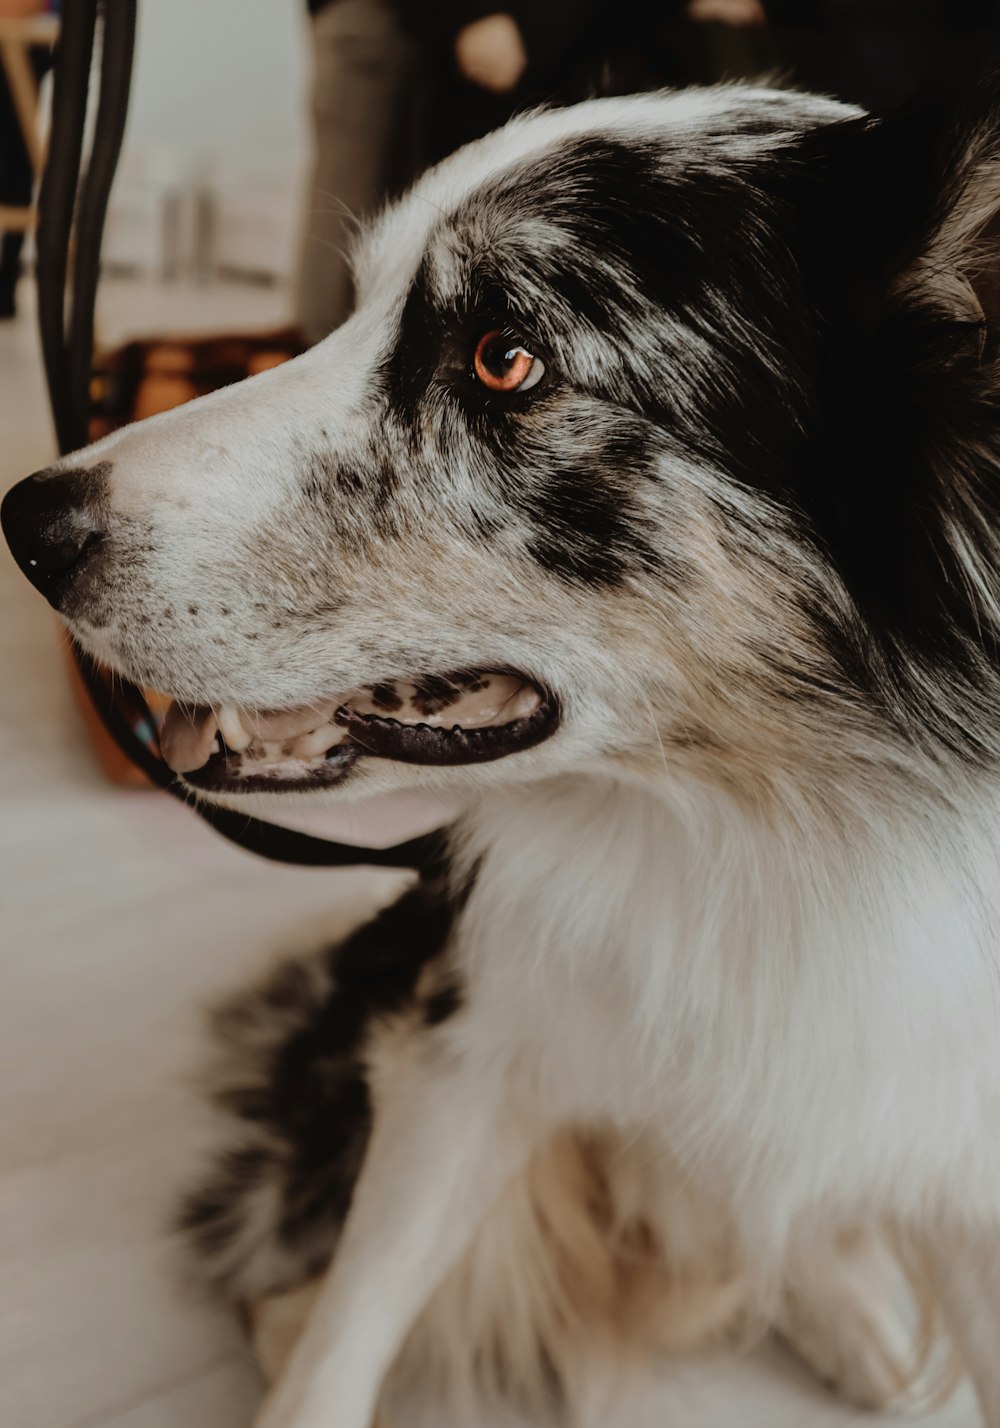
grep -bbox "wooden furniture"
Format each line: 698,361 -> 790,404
0,13 -> 59,232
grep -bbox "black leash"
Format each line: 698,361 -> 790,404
37,0 -> 445,873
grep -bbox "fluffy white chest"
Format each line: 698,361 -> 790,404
457,777 -> 1000,1228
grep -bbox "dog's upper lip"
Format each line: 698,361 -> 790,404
160,671 -> 556,779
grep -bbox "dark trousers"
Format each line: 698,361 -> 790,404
0,44 -> 52,307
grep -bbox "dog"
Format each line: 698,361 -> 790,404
5,73 -> 1000,1427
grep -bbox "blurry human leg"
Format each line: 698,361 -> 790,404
295,0 -> 421,345
0,61 -> 31,316
0,42 -> 50,318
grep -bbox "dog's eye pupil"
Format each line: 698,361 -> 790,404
473,330 -> 545,393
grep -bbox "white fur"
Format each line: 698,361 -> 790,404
254,768 -> 1000,1428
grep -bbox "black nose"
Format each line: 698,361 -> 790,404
1,470 -> 105,609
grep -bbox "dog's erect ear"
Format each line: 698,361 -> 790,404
779,67 -> 1000,648
810,63 -> 1000,353
879,70 -> 1000,344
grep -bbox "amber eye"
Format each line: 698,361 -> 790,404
473,330 -> 545,393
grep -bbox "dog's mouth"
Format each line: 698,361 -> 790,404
160,670 -> 559,794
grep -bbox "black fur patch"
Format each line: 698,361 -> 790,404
519,450 -> 661,587
176,860 -> 470,1302
423,981 -> 463,1027
380,257 -> 443,421
368,681 -> 405,712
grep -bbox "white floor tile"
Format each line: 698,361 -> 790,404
83,1357 -> 262,1428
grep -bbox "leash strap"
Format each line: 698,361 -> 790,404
36,0 -> 446,873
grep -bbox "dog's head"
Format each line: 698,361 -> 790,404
7,81 -> 1000,814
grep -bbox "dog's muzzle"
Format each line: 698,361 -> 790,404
2,472 -> 562,799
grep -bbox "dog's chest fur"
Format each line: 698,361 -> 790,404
454,775 -> 1000,1237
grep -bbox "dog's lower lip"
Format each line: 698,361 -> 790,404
333,698 -> 558,766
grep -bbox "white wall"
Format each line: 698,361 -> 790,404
107,0 -> 311,278
127,0 -> 308,176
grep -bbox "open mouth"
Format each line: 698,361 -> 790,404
160,670 -> 559,794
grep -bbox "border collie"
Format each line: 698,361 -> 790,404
5,77 -> 1000,1428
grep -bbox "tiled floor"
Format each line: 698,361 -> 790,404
0,279 -> 980,1427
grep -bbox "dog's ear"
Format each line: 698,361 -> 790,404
777,68 -> 1000,646
808,63 -> 1000,358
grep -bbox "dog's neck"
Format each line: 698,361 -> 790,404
448,769 -> 1000,1163
453,764 -> 1000,980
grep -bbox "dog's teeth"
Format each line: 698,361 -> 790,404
217,703 -> 253,752
292,723 -> 348,759
210,737 -> 220,755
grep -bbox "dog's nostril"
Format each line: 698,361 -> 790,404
1,470 -> 106,610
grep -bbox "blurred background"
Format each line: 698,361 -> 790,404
8,0 -> 1000,339
75,0 -> 305,289
0,3 -> 995,1427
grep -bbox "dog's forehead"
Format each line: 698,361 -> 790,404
354,86 -> 854,309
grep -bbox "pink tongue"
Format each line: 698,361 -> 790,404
160,704 -> 218,774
